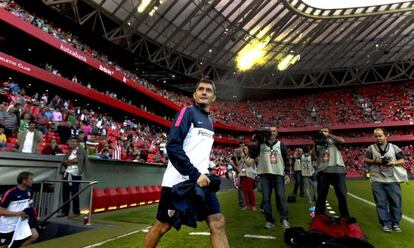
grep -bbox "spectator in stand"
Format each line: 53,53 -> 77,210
57,121 -> 71,145
111,138 -> 122,160
17,121 -> 42,154
363,128 -> 407,232
0,102 -> 7,125
3,106 -> 18,136
51,108 -> 63,125
42,138 -> 63,155
0,125 -> 7,148
35,108 -> 48,133
0,172 -> 39,248
59,136 -> 89,217
313,127 -> 349,218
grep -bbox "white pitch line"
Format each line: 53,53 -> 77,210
83,226 -> 151,248
244,234 -> 276,240
189,232 -> 211,236
347,192 -> 414,224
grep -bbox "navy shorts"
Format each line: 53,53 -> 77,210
0,232 -> 29,248
156,187 -> 221,224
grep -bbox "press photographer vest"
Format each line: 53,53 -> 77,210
316,138 -> 344,172
257,141 -> 285,176
293,158 -> 301,171
301,154 -> 314,177
368,143 -> 408,183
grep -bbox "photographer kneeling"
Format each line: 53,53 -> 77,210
251,127 -> 290,230
312,127 -> 350,218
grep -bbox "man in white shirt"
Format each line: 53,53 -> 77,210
58,137 -> 89,217
17,121 -> 42,154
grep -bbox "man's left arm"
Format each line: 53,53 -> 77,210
281,143 -> 291,180
328,134 -> 345,146
389,145 -> 405,166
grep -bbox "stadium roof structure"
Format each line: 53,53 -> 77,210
43,0 -> 414,92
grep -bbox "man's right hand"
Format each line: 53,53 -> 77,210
196,174 -> 210,187
18,211 -> 28,219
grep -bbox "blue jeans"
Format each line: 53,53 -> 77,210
372,181 -> 402,227
315,172 -> 349,217
259,174 -> 288,223
292,171 -> 304,196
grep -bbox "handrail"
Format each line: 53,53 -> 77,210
38,179 -> 98,226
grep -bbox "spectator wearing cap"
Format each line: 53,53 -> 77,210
59,136 -> 89,217
17,121 -> 42,154
0,125 -> 7,148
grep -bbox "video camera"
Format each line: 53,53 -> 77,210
313,131 -> 327,146
252,127 -> 272,144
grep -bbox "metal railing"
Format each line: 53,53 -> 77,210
38,179 -> 98,226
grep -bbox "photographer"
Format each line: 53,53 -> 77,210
363,128 -> 407,232
252,127 -> 290,230
235,145 -> 257,211
312,127 -> 349,218
290,148 -> 304,198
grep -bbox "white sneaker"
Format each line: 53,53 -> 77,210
264,222 -> 275,229
281,220 -> 290,230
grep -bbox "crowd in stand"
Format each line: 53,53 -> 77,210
1,1 -> 414,176
3,1 -> 414,129
0,79 -> 170,164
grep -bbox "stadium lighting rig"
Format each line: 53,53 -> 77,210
277,54 -> 301,71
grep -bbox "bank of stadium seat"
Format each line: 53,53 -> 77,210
136,186 -> 148,205
143,186 -> 155,203
151,185 -> 161,202
92,188 -> 108,213
104,187 -> 120,210
126,186 -> 139,206
116,187 -> 130,208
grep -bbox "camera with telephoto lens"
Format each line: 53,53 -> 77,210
252,127 -> 272,144
381,156 -> 392,165
313,131 -> 327,145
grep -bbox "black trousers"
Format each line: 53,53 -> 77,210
62,175 -> 81,215
315,172 -> 349,217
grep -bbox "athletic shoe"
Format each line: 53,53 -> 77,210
240,207 -> 247,210
383,226 -> 392,232
308,207 -> 315,212
392,225 -> 402,232
281,220 -> 290,230
264,222 -> 275,229
251,207 -> 258,211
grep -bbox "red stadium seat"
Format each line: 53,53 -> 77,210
116,187 -> 130,208
104,188 -> 120,210
127,186 -> 139,207
92,188 -> 108,213
136,186 -> 148,205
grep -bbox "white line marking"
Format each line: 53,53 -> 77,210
244,234 -> 276,240
348,192 -> 414,224
82,226 -> 151,248
327,206 -> 332,210
328,211 -> 336,214
189,232 -> 210,236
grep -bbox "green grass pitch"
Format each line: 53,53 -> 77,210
30,180 -> 414,248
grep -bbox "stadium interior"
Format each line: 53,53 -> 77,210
0,0 -> 414,247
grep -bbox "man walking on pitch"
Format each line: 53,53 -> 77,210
144,79 -> 229,248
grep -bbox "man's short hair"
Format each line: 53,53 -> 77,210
194,79 -> 216,94
374,128 -> 388,136
68,136 -> 79,142
17,171 -> 33,184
